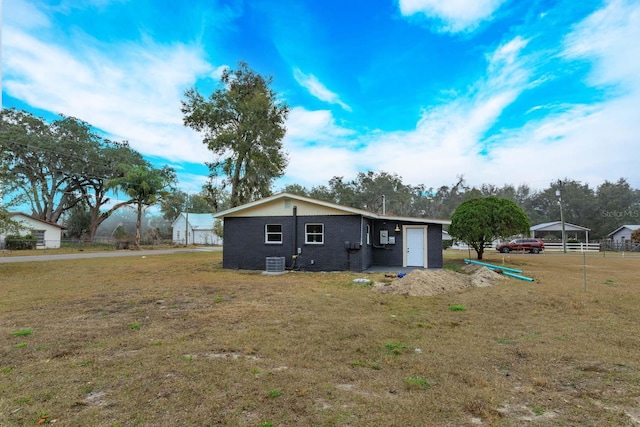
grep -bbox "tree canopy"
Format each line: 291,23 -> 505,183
108,163 -> 176,248
440,196 -> 530,260
0,108 -> 147,239
182,61 -> 289,208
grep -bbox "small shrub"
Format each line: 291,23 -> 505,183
384,342 -> 409,355
531,405 -> 545,415
12,328 -> 33,337
449,304 -> 467,312
5,235 -> 37,250
404,375 -> 431,390
267,389 -> 282,398
16,396 -> 32,404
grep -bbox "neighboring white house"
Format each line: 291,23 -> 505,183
171,213 -> 222,245
607,225 -> 640,243
1,213 -> 66,249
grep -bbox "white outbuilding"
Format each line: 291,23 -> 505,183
171,213 -> 222,245
607,225 -> 640,243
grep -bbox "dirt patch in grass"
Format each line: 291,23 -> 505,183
372,266 -> 507,296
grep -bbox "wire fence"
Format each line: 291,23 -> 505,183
0,237 -> 180,251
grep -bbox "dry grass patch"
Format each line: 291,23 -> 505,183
1,251 -> 640,426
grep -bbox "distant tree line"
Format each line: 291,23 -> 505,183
281,172 -> 640,240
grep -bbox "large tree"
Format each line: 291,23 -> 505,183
108,164 -> 176,248
448,196 -> 530,260
1,108 -> 73,223
0,108 -> 146,238
182,61 -> 289,207
594,178 -> 638,238
69,139 -> 147,240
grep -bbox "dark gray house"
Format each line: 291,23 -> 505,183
213,192 -> 450,272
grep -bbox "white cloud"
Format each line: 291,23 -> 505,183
282,36 -> 531,188
3,0 -> 51,29
563,0 -> 640,92
293,68 -> 352,111
282,1 -> 640,192
2,16 -> 215,168
285,107 -> 354,143
398,0 -> 506,32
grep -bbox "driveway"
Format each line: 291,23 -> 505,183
0,247 -> 221,263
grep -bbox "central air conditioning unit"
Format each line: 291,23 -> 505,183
265,256 -> 286,274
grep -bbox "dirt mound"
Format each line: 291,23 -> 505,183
470,266 -> 508,287
371,266 -> 507,297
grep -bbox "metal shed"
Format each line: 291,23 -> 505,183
530,221 -> 590,244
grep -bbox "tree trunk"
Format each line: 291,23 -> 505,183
135,202 -> 142,249
88,201 -> 129,240
230,151 -> 246,207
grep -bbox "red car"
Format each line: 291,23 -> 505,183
496,238 -> 544,254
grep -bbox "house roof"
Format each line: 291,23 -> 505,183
607,224 -> 640,236
171,213 -> 216,229
213,192 -> 451,225
530,221 -> 590,232
9,212 -> 67,229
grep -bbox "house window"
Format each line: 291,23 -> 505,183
305,223 -> 324,244
31,230 -> 45,245
265,224 -> 283,243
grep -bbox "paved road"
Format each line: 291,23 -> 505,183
0,247 -> 221,263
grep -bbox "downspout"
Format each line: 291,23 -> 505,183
288,206 -> 298,270
293,205 -> 298,254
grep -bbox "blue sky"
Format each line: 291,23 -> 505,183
3,0 -> 640,197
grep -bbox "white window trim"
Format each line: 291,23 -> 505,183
31,229 -> 45,245
265,224 -> 283,244
305,223 -> 324,244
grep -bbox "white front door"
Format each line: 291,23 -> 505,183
406,227 -> 425,267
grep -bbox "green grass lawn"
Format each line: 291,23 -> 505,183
1,251 -> 639,426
